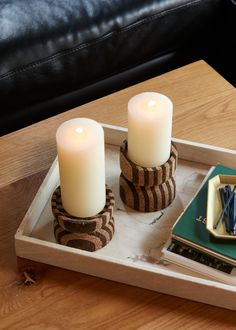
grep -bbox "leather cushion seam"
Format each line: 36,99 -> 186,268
0,0 -> 202,81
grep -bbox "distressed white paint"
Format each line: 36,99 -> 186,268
15,124 -> 236,311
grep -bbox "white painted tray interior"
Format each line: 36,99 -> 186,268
31,143 -> 210,279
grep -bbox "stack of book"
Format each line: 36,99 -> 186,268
161,164 -> 236,285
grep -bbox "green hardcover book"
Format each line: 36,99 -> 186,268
172,164 -> 236,266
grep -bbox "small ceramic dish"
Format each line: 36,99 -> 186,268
207,174 -> 236,239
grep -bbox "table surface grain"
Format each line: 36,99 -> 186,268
1,60 -> 236,329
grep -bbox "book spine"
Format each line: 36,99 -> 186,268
171,235 -> 236,267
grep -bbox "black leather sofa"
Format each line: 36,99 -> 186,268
0,0 -> 235,135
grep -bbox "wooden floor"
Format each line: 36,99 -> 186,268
1,61 -> 236,329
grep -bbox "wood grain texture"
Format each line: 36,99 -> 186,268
1,60 -> 235,189
1,60 -> 236,329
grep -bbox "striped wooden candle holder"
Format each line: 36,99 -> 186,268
54,218 -> 115,252
51,186 -> 115,252
120,140 -> 178,187
119,174 -> 176,212
119,140 -> 177,212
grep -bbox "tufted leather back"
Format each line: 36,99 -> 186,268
0,0 -> 227,134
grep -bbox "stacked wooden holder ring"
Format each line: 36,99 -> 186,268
51,186 -> 115,252
119,140 -> 178,212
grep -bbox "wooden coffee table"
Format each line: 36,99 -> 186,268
1,60 -> 236,328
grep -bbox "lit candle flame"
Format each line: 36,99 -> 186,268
75,127 -> 83,134
148,100 -> 156,107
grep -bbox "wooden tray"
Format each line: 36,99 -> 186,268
15,124 -> 236,311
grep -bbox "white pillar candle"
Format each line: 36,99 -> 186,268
56,118 -> 106,218
128,92 -> 173,167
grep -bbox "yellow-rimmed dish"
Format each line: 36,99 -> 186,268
207,175 -> 236,239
